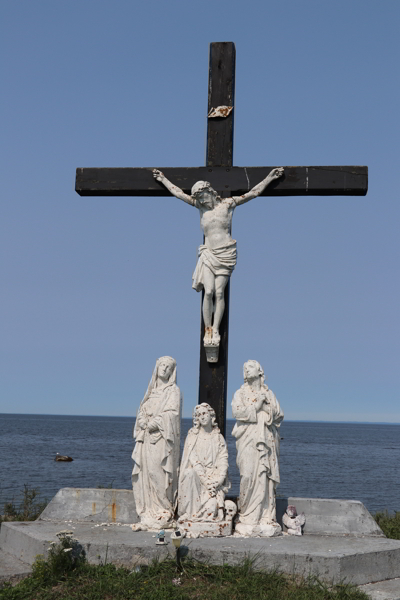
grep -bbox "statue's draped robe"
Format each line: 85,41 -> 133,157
232,384 -> 283,524
132,382 -> 181,527
178,428 -> 229,521
192,197 -> 237,292
192,241 -> 237,292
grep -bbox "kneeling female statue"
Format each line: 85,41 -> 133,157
131,356 -> 182,530
232,360 -> 284,537
177,403 -> 232,537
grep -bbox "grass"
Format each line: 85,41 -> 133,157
0,556 -> 370,600
0,486 -> 47,526
374,510 -> 400,540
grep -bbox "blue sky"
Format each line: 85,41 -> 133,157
1,0 -> 399,421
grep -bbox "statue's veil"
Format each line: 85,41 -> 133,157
140,356 -> 177,406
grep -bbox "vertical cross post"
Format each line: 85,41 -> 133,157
198,42 -> 236,437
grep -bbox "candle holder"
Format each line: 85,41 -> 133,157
170,529 -> 183,571
155,529 -> 168,545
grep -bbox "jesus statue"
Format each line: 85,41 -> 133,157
153,168 -> 283,351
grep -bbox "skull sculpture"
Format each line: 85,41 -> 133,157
224,500 -> 237,522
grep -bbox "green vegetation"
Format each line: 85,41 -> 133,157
31,530 -> 86,584
96,480 -> 115,489
0,486 -> 47,526
1,552 -> 369,600
374,510 -> 400,540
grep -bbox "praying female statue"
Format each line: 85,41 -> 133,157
131,356 -> 182,530
232,360 -> 284,537
178,403 -> 230,523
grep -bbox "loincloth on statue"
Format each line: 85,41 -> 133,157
192,240 -> 237,292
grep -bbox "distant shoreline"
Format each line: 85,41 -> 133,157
1,413 -> 399,425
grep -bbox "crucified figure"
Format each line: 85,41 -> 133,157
153,168 -> 284,348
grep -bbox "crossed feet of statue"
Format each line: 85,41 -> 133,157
203,326 -> 220,347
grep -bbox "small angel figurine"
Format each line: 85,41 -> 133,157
282,505 -> 306,536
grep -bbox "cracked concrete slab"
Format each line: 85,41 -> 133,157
0,548 -> 31,587
1,520 -> 400,586
359,578 -> 400,600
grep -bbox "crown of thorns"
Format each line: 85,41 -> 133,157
191,181 -> 217,197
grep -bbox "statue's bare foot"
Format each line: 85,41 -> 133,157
131,523 -> 143,532
204,327 -> 213,345
212,329 -> 220,345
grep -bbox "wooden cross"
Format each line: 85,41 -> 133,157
76,42 -> 368,438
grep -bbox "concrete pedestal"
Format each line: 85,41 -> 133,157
1,488 -> 400,597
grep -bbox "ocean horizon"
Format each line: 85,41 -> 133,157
2,412 -> 399,425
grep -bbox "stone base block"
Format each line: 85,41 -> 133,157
39,488 -> 138,524
204,343 -> 219,363
2,520 -> 400,585
234,521 -> 282,538
178,520 -> 232,538
37,489 -> 384,538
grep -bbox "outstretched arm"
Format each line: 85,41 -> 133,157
232,167 -> 284,206
153,169 -> 195,206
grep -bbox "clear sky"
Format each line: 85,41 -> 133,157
1,0 -> 399,422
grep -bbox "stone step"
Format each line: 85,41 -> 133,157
2,519 -> 400,586
359,578 -> 400,600
2,528 -> 400,598
38,488 -> 384,538
0,547 -> 32,587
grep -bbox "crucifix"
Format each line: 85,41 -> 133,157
76,42 -> 367,438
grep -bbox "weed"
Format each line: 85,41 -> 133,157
374,510 -> 400,540
31,530 -> 86,584
96,480 -> 115,489
0,485 -> 47,526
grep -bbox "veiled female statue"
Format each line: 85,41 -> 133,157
131,356 -> 182,530
232,360 -> 284,537
178,403 -> 230,523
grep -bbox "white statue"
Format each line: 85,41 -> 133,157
131,356 -> 182,530
177,403 -> 232,537
232,360 -> 284,537
178,403 -> 230,522
153,168 -> 283,361
282,505 -> 306,536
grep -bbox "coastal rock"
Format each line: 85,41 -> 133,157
54,453 -> 73,462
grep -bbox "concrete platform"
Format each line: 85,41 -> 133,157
39,488 -> 384,537
2,519 -> 400,586
0,548 -> 31,587
1,488 -> 400,595
359,578 -> 400,600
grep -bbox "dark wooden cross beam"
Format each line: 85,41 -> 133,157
76,42 -> 368,438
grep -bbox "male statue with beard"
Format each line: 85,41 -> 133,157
153,168 -> 283,353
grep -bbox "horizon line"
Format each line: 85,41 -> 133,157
1,412 -> 399,426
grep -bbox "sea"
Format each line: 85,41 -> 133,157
0,414 -> 399,515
